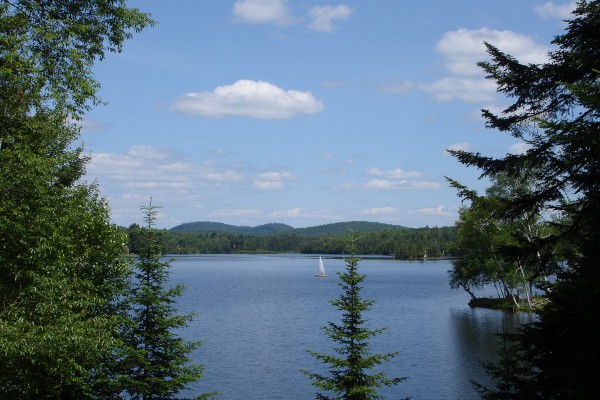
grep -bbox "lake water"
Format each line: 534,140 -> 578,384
169,254 -> 534,400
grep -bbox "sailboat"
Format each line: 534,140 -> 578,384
315,256 -> 327,277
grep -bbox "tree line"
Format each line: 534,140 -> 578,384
127,225 -> 457,259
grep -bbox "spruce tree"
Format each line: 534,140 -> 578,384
118,201 -> 213,400
302,237 -> 406,400
447,1 -> 600,397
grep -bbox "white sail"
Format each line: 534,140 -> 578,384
315,256 -> 327,277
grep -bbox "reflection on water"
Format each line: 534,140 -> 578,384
450,308 -> 537,394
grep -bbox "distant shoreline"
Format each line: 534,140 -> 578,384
166,252 -> 461,261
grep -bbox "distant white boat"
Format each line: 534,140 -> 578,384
315,256 -> 327,277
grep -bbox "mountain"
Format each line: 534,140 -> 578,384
293,221 -> 408,236
169,221 -> 406,236
170,221 -> 294,235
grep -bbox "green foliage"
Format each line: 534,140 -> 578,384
117,201 -> 214,400
293,222 -> 408,237
0,183 -> 131,399
171,221 -> 295,234
0,0 -> 154,114
0,97 -> 131,397
0,1 -> 152,397
302,236 -> 407,400
448,1 -> 600,397
170,221 -> 402,236
139,224 -> 456,258
448,174 -> 558,306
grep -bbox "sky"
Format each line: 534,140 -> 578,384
81,0 -> 576,229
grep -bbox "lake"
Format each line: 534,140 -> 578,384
169,254 -> 534,400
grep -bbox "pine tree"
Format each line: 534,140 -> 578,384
118,201 -> 214,400
302,236 -> 407,400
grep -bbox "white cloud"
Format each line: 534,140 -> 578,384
269,207 -> 305,218
534,1 -> 575,20
335,166 -> 439,191
209,208 -> 262,218
85,146 -> 316,226
87,146 -> 247,197
417,206 -> 454,217
419,28 -> 550,105
268,207 -> 343,222
509,142 -> 532,155
199,168 -> 245,184
367,167 -> 422,179
254,181 -> 285,190
126,144 -> 171,160
253,171 -> 296,190
232,0 -> 292,25
424,77 -> 498,103
445,142 -> 471,155
307,5 -> 353,32
91,152 -> 144,170
365,179 -> 440,190
170,80 -> 324,119
436,28 -> 549,77
385,28 -> 549,106
256,171 -> 295,180
232,1 -> 352,33
361,206 -> 399,216
126,181 -> 193,190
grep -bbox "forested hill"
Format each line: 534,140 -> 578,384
170,221 -> 294,234
295,221 -> 409,236
142,221 -> 457,259
170,221 -> 407,236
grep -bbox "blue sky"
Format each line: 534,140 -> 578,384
82,0 -> 575,229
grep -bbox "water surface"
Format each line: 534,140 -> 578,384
169,254 -> 532,399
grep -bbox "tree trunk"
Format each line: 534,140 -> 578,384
462,284 -> 478,300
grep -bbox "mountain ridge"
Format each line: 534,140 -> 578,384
170,221 -> 412,237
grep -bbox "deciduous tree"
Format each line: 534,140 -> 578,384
0,1 -> 152,397
448,174 -> 557,307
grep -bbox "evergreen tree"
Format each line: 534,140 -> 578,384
302,236 -> 406,400
118,201 -> 213,400
447,1 -> 600,397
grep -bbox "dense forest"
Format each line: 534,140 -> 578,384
127,221 -> 458,259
